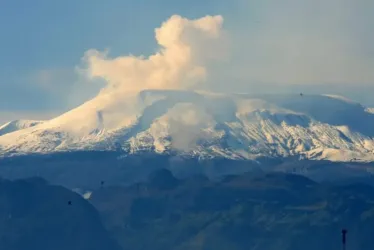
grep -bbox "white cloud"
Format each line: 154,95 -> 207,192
79,15 -> 225,94
5,2 -> 374,125
78,2 -> 374,98
166,103 -> 213,151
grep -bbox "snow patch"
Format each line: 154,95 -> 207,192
1,91 -> 374,163
0,120 -> 43,136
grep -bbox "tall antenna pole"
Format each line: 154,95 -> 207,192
342,229 -> 347,250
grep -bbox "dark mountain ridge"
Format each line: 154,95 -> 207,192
1,168 -> 374,250
0,177 -> 121,250
0,151 -> 373,190
88,169 -> 374,250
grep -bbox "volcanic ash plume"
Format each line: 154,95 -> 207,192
80,15 -> 224,95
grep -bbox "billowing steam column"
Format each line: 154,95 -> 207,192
341,229 -> 347,250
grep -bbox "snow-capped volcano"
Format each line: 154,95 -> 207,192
0,120 -> 43,137
0,90 -> 374,162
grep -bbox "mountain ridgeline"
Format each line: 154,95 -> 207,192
0,151 -> 373,190
90,169 -> 374,250
1,91 -> 374,163
1,90 -> 374,249
0,177 -> 121,250
1,169 -> 374,249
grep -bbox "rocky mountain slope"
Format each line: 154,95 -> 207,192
1,90 -> 373,162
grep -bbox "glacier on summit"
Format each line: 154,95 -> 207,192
1,14 -> 373,163
0,90 -> 373,162
0,120 -> 43,137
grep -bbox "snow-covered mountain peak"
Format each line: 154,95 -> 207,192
0,90 -> 374,162
0,120 -> 44,136
366,107 -> 374,114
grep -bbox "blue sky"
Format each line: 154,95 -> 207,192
0,0 -> 234,71
0,0 -> 239,122
1,0 -> 373,123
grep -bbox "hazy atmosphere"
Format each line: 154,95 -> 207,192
1,0 -> 373,122
1,2 -> 374,250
